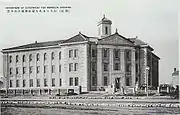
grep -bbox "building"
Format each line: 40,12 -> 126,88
1,16 -> 160,96
172,68 -> 179,88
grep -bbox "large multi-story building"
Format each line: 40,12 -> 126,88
1,16 -> 160,96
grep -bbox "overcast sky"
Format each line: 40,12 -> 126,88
0,0 -> 178,84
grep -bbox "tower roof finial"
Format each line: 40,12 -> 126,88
115,28 -> 118,33
103,14 -> 105,18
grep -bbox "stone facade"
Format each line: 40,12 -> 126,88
1,16 -> 160,95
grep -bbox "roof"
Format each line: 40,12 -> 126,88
152,52 -> 160,60
130,38 -> 147,45
2,40 -> 64,51
62,32 -> 89,43
2,32 -> 90,52
97,32 -> 134,46
130,38 -> 154,51
98,15 -> 112,25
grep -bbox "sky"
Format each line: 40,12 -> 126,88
0,0 -> 178,84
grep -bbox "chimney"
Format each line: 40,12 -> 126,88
174,68 -> 176,72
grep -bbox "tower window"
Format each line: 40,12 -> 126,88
105,26 -> 108,34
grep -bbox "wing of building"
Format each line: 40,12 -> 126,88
1,15 -> 160,96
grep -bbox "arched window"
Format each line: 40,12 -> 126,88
44,53 -> 47,61
29,54 -> 32,62
16,55 -> 19,63
9,56 -> 12,63
59,52 -> 61,60
23,55 -> 26,62
51,52 -> 55,60
36,53 -> 40,61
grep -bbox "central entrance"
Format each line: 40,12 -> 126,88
115,78 -> 121,89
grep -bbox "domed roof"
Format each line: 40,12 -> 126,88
98,15 -> 112,25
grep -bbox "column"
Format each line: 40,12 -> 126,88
97,47 -> 102,87
131,49 -> 136,87
120,49 -> 125,86
109,49 -> 113,86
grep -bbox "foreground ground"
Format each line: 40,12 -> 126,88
1,106 -> 180,115
0,93 -> 180,115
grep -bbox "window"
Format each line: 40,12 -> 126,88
74,49 -> 78,57
23,55 -> 26,62
69,77 -> 73,86
10,68 -> 13,75
126,64 -> 131,72
59,65 -> 61,72
104,63 -> 108,71
52,78 -> 55,87
135,51 -> 138,60
114,63 -> 120,70
44,53 -> 47,61
29,66 -> 33,74
52,65 -> 55,73
103,76 -> 108,86
126,50 -> 131,61
114,49 -> 120,58
59,52 -> 61,60
10,80 -> 13,87
30,79 -> 33,87
74,63 -> 78,71
69,63 -> 73,72
29,54 -> 32,62
92,49 -> 96,57
105,26 -> 108,34
16,80 -> 20,87
59,78 -> 62,86
103,49 -> 108,57
44,79 -> 47,87
69,50 -> 73,58
16,68 -> 19,75
23,80 -> 26,87
9,56 -> 12,63
92,77 -> 97,86
36,53 -> 40,61
37,79 -> 40,87
75,77 -> 78,86
37,66 -> 40,73
44,65 -> 47,73
126,77 -> 130,86
51,52 -> 55,60
16,55 -> 19,63
23,67 -> 26,74
92,62 -> 96,71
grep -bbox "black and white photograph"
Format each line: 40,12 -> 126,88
0,0 -> 179,115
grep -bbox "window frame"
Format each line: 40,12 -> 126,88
69,77 -> 73,86
75,77 -> 78,86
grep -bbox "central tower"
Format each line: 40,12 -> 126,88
97,15 -> 112,38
